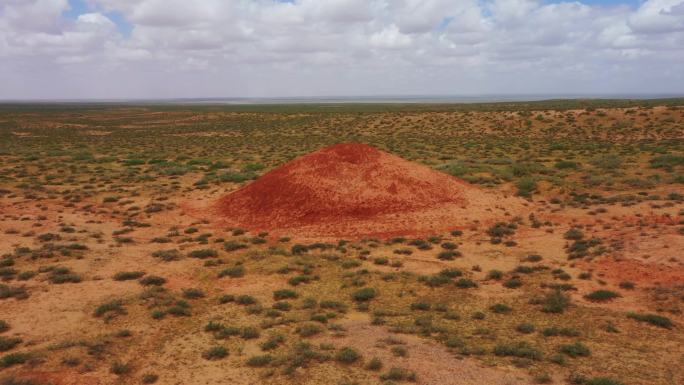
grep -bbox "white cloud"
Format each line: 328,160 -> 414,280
628,0 -> 684,33
0,0 -> 683,98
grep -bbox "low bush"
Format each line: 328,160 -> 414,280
113,271 -> 145,281
351,288 -> 377,302
224,241 -> 248,252
503,277 -> 522,289
541,290 -> 570,313
559,342 -> 591,358
48,267 -> 81,284
0,337 -> 21,352
584,290 -> 619,302
241,327 -> 260,339
273,289 -> 297,300
627,312 -> 673,329
110,361 -> 132,375
487,270 -> 503,280
260,334 -> 285,350
94,299 -> 126,318
365,357 -> 383,370
0,352 -> 29,368
151,249 -> 180,261
203,346 -> 228,360
187,249 -> 218,259
297,323 -> 323,337
236,295 -> 256,305
139,276 -> 166,286
516,323 -> 535,334
218,266 -> 244,278
182,288 -> 205,299
380,367 -> 417,382
455,278 -> 477,288
335,347 -> 361,364
0,284 -> 28,300
246,354 -> 273,367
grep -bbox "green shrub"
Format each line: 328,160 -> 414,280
1,352 -> 29,368
296,323 -> 322,337
503,277 -> 522,288
246,354 -> 273,367
139,276 -> 166,286
555,160 -> 580,169
110,361 -> 132,375
380,367 -> 417,382
584,290 -> 619,302
224,241 -> 247,252
487,222 -> 516,238
203,346 -> 228,360
94,299 -> 126,318
288,275 -> 312,286
541,290 -> 570,313
151,249 -> 180,261
516,177 -> 537,197
351,288 -> 377,302
559,342 -> 591,358
627,312 -> 673,329
236,295 -> 256,305
437,250 -> 461,260
273,289 -> 297,300
455,278 -> 477,288
187,249 -> 218,259
272,301 -> 292,311
218,266 -> 244,278
48,267 -> 82,284
260,334 -> 285,350
0,337 -> 21,352
291,244 -> 308,254
204,321 -> 224,332
182,288 -> 205,299
410,302 -> 431,311
564,228 -> 584,240
516,323 -> 535,334
241,327 -> 260,339
113,271 -> 145,281
335,347 -> 361,364
365,357 -> 383,370
487,270 -> 503,280
218,294 -> 234,304
0,284 -> 27,300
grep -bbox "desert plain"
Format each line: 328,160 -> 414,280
0,100 -> 682,385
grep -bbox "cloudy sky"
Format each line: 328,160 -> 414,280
0,0 -> 683,99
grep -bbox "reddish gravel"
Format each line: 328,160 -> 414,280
215,143 -> 524,238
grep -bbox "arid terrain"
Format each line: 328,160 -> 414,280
0,100 -> 682,385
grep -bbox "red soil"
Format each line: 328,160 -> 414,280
215,143 -> 524,238
581,257 -> 684,287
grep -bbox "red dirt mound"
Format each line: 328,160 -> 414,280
215,143 -> 524,238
